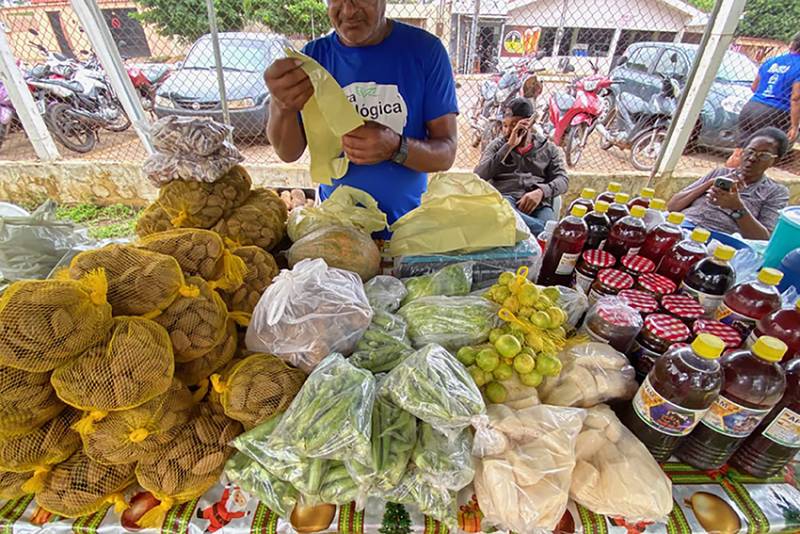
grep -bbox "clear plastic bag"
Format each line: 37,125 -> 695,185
539,342 -> 637,408
556,286 -> 590,329
364,275 -> 408,313
571,404 -> 672,523
402,262 -> 473,305
413,423 -> 474,491
246,258 -> 373,373
381,467 -> 457,527
397,296 -> 500,350
287,185 -> 387,242
349,313 -> 413,374
225,452 -> 298,519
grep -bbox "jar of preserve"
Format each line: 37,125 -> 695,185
588,268 -> 634,305
661,294 -> 705,326
618,289 -> 659,318
692,319 -> 742,351
583,296 -> 643,353
628,313 -> 691,380
574,249 -> 616,295
637,272 -> 677,299
620,254 -> 656,279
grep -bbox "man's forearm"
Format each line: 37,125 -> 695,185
666,183 -> 708,212
403,135 -> 457,172
791,97 -> 799,136
267,101 -> 306,162
735,207 -> 770,240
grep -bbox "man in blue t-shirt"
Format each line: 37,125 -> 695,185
264,0 -> 459,232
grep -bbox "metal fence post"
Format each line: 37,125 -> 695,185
205,0 -> 231,132
0,29 -> 59,161
70,0 -> 154,155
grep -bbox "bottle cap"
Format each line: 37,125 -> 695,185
691,333 -> 725,359
667,212 -> 685,225
641,187 -> 655,199
595,200 -> 610,213
690,228 -> 710,243
630,205 -> 646,218
608,182 -> 622,193
752,335 -> 788,362
614,192 -> 630,204
757,267 -> 784,286
571,205 -> 588,217
713,245 -> 735,261
581,188 -> 596,199
650,198 -> 666,211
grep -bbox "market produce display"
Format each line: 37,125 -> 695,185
287,225 -> 381,282
286,185 -> 387,242
0,408 -> 80,475
134,203 -> 173,237
402,262 -> 473,304
0,364 -> 64,438
173,319 -> 238,386
219,246 -> 279,314
364,275 -> 408,313
348,311 -> 413,373
224,450 -> 298,519
212,188 -> 287,251
0,469 -> 31,500
397,296 -> 500,350
362,394 -> 416,491
413,423 -> 474,492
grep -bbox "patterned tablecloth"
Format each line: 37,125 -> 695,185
1,461 -> 799,533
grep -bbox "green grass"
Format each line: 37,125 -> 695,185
55,203 -> 140,240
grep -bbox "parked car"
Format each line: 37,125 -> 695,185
609,41 -> 757,151
154,32 -> 287,138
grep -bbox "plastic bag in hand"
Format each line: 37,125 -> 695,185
571,404 -> 672,523
413,423 -> 474,491
287,185 -> 387,242
225,452 -> 298,519
397,296 -> 500,350
364,275 -> 408,313
246,258 -> 373,373
402,262 -> 473,305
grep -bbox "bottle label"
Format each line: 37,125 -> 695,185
587,288 -> 603,306
625,246 -> 642,257
555,252 -> 580,275
632,376 -> 709,437
745,331 -> 758,349
762,407 -> 800,448
715,302 -> 757,337
574,271 -> 595,295
700,395 -> 771,438
680,282 -> 724,317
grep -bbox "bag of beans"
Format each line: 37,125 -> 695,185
135,203 -> 174,238
219,246 -> 279,315
0,470 -> 33,500
0,365 -> 64,438
175,320 -> 238,386
0,409 -> 80,477
212,188 -> 287,251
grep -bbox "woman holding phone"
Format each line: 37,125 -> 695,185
666,127 -> 790,240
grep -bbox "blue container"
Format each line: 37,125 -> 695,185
763,206 -> 800,269
778,248 -> 800,293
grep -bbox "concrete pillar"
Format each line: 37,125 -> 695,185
607,28 -> 621,63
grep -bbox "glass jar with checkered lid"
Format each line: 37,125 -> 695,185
619,254 -> 656,280
628,313 -> 691,381
618,289 -> 659,318
574,249 -> 615,295
583,296 -> 643,353
661,294 -> 705,326
588,268 -> 634,306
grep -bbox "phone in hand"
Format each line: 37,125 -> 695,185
714,176 -> 735,192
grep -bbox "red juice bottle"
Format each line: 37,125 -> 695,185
676,336 -> 787,470
730,356 -> 800,478
597,182 -> 622,204
656,227 -> 710,285
603,205 -> 647,260
607,193 -> 631,226
640,212 -> 685,263
644,198 -> 667,231
538,205 -> 589,286
628,187 -> 655,209
748,301 -> 800,362
569,188 -> 596,213
622,333 -> 725,462
583,200 -> 611,251
681,245 -> 737,318
715,268 -> 784,339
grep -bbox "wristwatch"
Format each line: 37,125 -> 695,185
730,209 -> 746,220
391,135 -> 408,165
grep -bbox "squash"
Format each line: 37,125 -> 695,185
286,225 -> 380,281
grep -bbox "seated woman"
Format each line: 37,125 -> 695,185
666,127 -> 790,240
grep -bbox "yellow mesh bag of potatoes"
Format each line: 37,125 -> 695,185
77,379 -> 194,466
0,470 -> 32,500
69,245 -> 198,318
211,353 -> 305,429
35,449 -> 134,518
212,188 -> 287,251
220,246 -> 278,315
135,203 -> 174,238
0,366 -> 65,438
154,276 -> 229,363
135,408 -> 242,528
51,317 -> 174,414
138,229 -> 246,291
175,320 -> 238,386
0,409 -> 80,480
0,271 -> 112,372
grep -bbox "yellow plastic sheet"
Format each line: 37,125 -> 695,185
388,173 -> 521,256
286,49 -> 363,185
287,185 -> 387,242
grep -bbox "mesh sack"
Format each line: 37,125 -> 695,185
135,409 -> 242,529
77,379 -> 194,466
138,229 -> 246,291
153,276 -> 229,363
0,271 -> 112,372
50,316 -> 174,413
211,353 -> 306,429
212,188 -> 287,251
35,449 -> 134,518
175,320 -> 238,386
0,409 -> 80,476
68,245 -> 195,318
0,470 -> 32,500
220,246 -> 279,314
0,366 -> 64,438
135,203 -> 174,238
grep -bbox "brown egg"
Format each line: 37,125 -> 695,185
685,491 -> 741,534
290,502 -> 337,533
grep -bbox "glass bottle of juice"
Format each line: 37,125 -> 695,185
656,227 -> 710,285
730,357 -> 800,478
640,212 -> 685,263
681,245 -> 737,317
644,197 -> 667,231
603,205 -> 647,260
607,193 -> 631,226
569,188 -> 596,213
583,200 -> 611,251
676,336 -> 787,470
623,333 -> 725,462
749,301 -> 800,362
597,182 -> 622,204
715,268 -> 784,339
538,205 -> 589,287
629,187 -> 655,209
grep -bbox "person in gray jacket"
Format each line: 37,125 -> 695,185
474,97 -> 569,234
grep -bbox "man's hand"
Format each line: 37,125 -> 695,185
508,118 -> 532,148
342,122 -> 401,165
708,185 -> 745,211
264,58 -> 313,113
517,189 -> 544,214
788,127 -> 798,144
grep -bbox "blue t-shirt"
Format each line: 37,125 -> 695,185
752,52 -> 800,112
302,22 -> 459,230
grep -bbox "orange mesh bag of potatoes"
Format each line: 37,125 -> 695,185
138,229 -> 246,291
0,470 -> 32,500
51,317 -> 174,415
0,365 -> 65,438
77,379 -> 194,466
212,188 -> 287,251
153,276 -> 229,363
175,320 -> 238,386
210,353 -> 305,429
35,449 -> 134,518
135,408 -> 242,528
135,203 -> 173,238
220,246 -> 278,314
0,271 -> 112,372
68,244 -> 196,318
